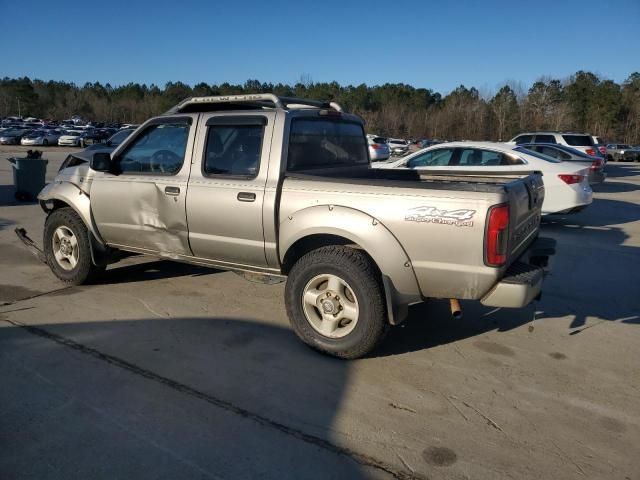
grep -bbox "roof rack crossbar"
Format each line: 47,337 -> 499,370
165,94 -> 343,114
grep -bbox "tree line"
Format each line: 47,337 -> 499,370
1,71 -> 639,143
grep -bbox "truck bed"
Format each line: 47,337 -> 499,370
285,167 -> 542,194
280,167 -> 545,300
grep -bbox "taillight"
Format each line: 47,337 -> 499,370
590,159 -> 602,171
585,148 -> 596,156
598,146 -> 607,155
371,143 -> 380,150
485,204 -> 510,267
558,174 -> 583,184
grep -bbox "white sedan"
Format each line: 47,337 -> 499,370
20,129 -> 61,146
375,141 -> 592,215
58,130 -> 84,146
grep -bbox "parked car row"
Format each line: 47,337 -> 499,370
373,140 -> 596,216
366,135 -> 445,161
0,116 -> 139,147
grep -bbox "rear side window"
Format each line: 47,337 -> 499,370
562,135 -> 593,146
540,146 -> 571,160
514,135 -> 533,144
534,134 -> 556,143
457,149 -> 522,166
515,146 -> 561,163
204,124 -> 264,177
287,119 -> 368,171
372,136 -> 387,144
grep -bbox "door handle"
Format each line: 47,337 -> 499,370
237,192 -> 256,202
164,186 -> 180,196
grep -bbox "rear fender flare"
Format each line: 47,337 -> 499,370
280,205 -> 422,324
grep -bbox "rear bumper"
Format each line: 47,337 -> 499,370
481,237 -> 555,308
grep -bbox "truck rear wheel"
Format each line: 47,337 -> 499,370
44,207 -> 104,285
285,245 -> 388,359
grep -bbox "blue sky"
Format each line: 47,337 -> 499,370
2,0 -> 638,94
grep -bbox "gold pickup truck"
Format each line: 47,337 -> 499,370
31,94 -> 554,358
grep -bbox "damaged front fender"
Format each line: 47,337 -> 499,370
38,181 -> 105,245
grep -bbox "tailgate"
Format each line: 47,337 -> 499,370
503,172 -> 544,264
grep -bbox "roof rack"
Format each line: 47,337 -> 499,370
165,94 -> 343,115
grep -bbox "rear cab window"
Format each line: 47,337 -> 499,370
562,135 -> 593,146
287,118 -> 368,171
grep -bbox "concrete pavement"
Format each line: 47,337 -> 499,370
1,146 -> 638,479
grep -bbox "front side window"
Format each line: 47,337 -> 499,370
118,123 -> 189,174
287,119 -> 368,171
407,148 -> 454,168
203,124 -> 264,177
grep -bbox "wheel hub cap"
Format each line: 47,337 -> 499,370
302,274 -> 359,339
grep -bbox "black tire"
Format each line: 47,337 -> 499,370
43,207 -> 104,285
285,245 -> 388,359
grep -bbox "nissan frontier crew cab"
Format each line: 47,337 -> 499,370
33,94 -> 553,359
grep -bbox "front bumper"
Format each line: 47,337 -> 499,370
481,237 -> 556,308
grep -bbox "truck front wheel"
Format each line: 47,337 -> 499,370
285,245 -> 388,359
44,207 -> 104,285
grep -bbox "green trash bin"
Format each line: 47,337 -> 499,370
8,155 -> 48,202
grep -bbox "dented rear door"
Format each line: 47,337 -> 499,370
90,115 -> 198,255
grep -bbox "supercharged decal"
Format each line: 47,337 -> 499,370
405,206 -> 476,227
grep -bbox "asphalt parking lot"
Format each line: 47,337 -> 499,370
0,145 -> 638,480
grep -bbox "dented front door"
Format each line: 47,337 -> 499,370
90,116 -> 198,256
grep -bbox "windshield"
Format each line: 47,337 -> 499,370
287,118 -> 368,171
514,146 -> 562,163
64,131 -> 81,136
619,144 -> 631,149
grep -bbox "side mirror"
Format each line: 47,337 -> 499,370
90,152 -> 111,172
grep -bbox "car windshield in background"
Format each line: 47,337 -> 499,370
514,146 -> 562,163
109,129 -> 134,145
618,144 -> 631,149
287,119 -> 368,171
562,135 -> 593,146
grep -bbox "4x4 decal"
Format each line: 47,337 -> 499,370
405,206 -> 476,227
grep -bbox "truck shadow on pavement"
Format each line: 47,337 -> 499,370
99,259 -> 219,285
535,198 -> 640,330
0,316 -> 389,480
